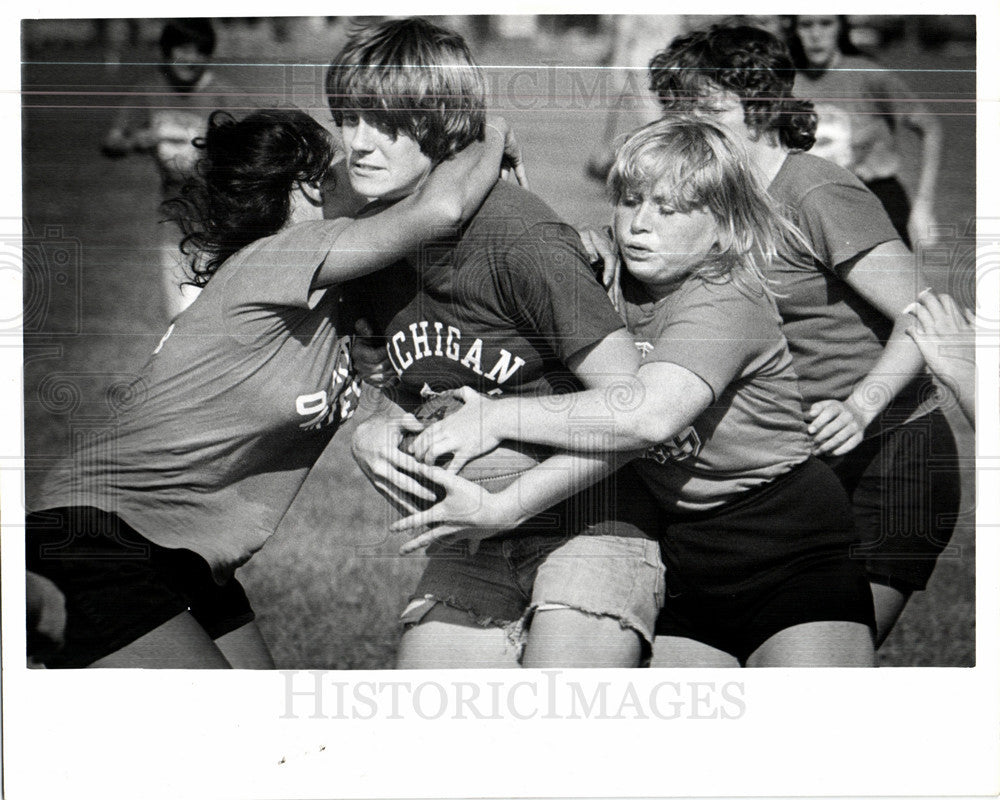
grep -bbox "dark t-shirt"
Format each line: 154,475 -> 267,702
32,220 -> 361,579
767,152 -> 932,424
622,275 -> 810,512
351,180 -> 626,404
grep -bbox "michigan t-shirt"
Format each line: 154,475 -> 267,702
623,275 -> 811,513
352,180 -> 627,403
32,219 -> 362,579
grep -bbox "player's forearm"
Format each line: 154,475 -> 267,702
846,320 -> 927,427
492,450 -> 632,528
484,381 -> 683,453
911,113 -> 942,207
416,122 -> 504,224
313,133 -> 502,288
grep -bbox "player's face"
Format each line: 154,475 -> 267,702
340,112 -> 433,202
614,178 -> 718,295
797,16 -> 840,68
165,44 -> 210,87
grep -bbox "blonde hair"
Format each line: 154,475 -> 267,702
608,116 -> 804,299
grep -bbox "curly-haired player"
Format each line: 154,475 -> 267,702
27,108 -> 513,668
645,24 -> 960,645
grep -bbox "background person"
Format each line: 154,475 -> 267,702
787,14 -> 943,248
101,18 -> 244,320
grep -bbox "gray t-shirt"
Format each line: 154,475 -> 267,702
32,219 -> 361,579
623,275 -> 811,512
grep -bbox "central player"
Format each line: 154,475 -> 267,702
330,18 -> 664,668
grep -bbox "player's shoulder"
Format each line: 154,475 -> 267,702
772,152 -> 869,205
473,180 -> 568,234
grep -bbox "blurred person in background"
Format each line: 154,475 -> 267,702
584,15 -> 684,181
101,18 -> 244,320
788,14 -> 942,248
641,24 -> 961,647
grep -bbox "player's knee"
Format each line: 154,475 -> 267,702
523,607 -> 643,668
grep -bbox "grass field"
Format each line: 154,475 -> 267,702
20,18 -> 977,668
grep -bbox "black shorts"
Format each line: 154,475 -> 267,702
654,458 -> 875,662
26,507 -> 254,668
830,410 -> 962,593
655,554 -> 874,665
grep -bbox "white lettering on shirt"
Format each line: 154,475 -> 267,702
484,349 -> 527,385
409,322 -> 432,359
432,322 -> 445,356
391,331 -> 413,370
388,321 -> 528,389
460,338 -> 484,375
445,326 -> 461,360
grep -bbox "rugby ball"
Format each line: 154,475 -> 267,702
399,393 -> 550,505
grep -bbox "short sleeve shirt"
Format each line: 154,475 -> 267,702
352,181 -> 626,402
793,54 -> 923,181
32,219 -> 361,579
623,275 -> 811,513
767,152 -> 925,416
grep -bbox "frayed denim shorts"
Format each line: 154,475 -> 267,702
401,466 -> 665,654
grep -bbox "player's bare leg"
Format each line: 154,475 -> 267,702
522,608 -> 642,668
215,620 -> 276,669
649,636 -> 740,668
90,611 -> 230,668
395,604 -> 519,669
869,581 -> 911,647
746,621 -> 876,668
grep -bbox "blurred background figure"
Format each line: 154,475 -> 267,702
585,15 -> 782,182
810,102 -> 853,170
788,14 -> 942,248
584,15 -> 683,180
101,18 -> 244,320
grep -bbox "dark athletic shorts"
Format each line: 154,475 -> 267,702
654,458 -> 875,663
26,507 -> 254,668
830,410 -> 962,593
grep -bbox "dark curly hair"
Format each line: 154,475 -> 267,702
648,25 -> 817,151
164,109 -> 335,287
325,16 -> 486,164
